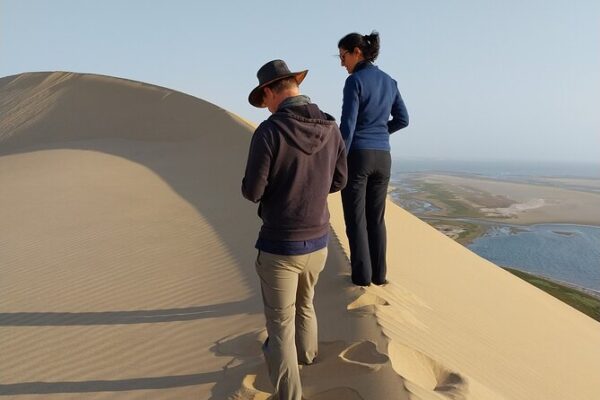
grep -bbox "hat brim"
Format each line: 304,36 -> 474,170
248,70 -> 308,108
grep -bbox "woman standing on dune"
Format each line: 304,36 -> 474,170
337,31 -> 409,286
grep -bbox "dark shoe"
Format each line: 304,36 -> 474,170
372,279 -> 389,286
351,277 -> 371,287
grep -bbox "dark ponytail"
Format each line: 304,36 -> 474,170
338,30 -> 380,62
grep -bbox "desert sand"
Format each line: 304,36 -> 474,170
1,72 -> 599,399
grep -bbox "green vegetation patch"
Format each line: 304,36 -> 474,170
426,219 -> 486,245
418,182 -> 484,218
505,267 -> 600,323
456,223 -> 487,245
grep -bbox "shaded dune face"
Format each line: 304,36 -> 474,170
0,73 -> 261,281
0,71 -> 260,297
0,72 -> 252,150
0,72 -> 414,399
0,73 -> 269,397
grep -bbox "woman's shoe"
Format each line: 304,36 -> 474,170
372,279 -> 389,286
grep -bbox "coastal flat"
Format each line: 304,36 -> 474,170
415,173 -> 600,225
2,72 -> 600,399
536,177 -> 600,193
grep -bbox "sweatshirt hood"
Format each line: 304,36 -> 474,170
268,103 -> 339,155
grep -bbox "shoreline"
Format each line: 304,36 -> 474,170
503,267 -> 600,322
503,266 -> 600,302
388,175 -> 600,296
388,172 -> 600,235
419,215 -> 600,231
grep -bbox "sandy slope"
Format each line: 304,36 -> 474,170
1,72 -> 599,399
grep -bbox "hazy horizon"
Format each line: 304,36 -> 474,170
1,0 -> 599,164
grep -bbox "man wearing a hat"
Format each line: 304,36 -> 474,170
242,60 -> 347,399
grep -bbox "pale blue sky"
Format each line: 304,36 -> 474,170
1,0 -> 599,163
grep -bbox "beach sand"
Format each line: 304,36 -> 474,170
420,174 -> 600,225
1,72 -> 599,399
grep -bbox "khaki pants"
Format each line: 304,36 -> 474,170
255,247 -> 328,400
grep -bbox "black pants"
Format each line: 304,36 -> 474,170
341,149 -> 391,286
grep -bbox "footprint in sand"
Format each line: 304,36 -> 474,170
239,341 -> 407,400
241,385 -> 365,400
339,340 -> 389,371
212,330 -> 272,399
214,329 -> 267,358
239,372 -> 272,400
307,387 -> 364,400
434,371 -> 466,399
389,342 -> 468,400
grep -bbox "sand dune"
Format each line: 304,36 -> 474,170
1,72 -> 599,399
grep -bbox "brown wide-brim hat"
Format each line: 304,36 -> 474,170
248,59 -> 308,108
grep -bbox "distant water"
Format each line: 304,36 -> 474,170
392,158 -> 600,179
389,180 -> 441,213
389,159 -> 600,292
468,224 -> 600,291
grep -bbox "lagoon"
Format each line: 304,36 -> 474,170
468,224 -> 600,292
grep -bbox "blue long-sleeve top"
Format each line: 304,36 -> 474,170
340,61 -> 409,153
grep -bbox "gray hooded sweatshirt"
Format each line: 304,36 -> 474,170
242,98 -> 347,242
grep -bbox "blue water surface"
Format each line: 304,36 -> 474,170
468,224 -> 600,291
